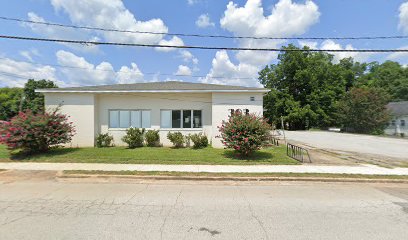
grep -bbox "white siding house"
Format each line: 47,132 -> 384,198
385,101 -> 408,137
37,81 -> 268,148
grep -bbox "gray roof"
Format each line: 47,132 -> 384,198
36,81 -> 268,93
387,101 -> 408,116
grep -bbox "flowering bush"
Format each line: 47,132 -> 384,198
122,127 -> 145,148
0,110 -> 75,153
218,111 -> 271,156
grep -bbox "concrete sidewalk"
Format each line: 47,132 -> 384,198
1,162 -> 408,175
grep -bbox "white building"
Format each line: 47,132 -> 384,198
37,81 -> 268,148
385,101 -> 408,137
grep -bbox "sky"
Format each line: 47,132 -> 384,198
0,0 -> 407,88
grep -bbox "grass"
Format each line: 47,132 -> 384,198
63,170 -> 408,180
0,144 -> 298,165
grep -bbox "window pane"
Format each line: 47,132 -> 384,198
119,111 -> 130,128
193,110 -> 202,128
130,111 -> 141,128
172,110 -> 181,128
109,111 -> 119,128
161,110 -> 171,128
142,110 -> 151,128
183,110 -> 192,128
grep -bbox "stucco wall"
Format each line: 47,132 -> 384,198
44,93 -> 96,147
97,93 -> 212,147
211,92 -> 264,148
385,115 -> 408,137
44,91 -> 265,148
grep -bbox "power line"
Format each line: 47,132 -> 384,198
1,16 -> 408,41
0,56 -> 254,80
1,35 -> 408,52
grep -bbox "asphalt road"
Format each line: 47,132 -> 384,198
0,175 -> 407,239
285,131 -> 408,160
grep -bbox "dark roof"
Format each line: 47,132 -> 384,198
36,81 -> 268,93
387,101 -> 408,116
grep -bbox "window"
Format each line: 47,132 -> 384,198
161,110 -> 202,128
391,120 -> 396,126
401,120 -> 406,127
250,96 -> 255,101
109,110 -> 151,128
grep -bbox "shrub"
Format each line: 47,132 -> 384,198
122,127 -> 145,148
218,111 -> 270,156
189,133 -> 208,149
95,133 -> 114,148
167,132 -> 184,148
0,109 -> 75,153
145,130 -> 160,147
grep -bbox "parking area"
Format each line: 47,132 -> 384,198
284,131 -> 408,161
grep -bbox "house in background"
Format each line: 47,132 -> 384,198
37,81 -> 268,148
385,101 -> 408,137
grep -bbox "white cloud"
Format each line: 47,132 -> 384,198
320,40 -> 372,63
50,0 -> 168,45
179,50 -> 199,65
200,50 -> 261,87
19,49 -> 41,62
187,0 -> 199,5
196,14 -> 215,28
219,0 -> 320,66
399,1 -> 408,34
203,0 -> 320,86
0,56 -> 60,87
156,36 -> 185,52
387,45 -> 408,64
56,50 -> 144,86
298,40 -> 318,49
175,65 -> 192,76
25,12 -> 100,53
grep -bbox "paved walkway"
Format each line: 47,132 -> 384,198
1,162 -> 408,175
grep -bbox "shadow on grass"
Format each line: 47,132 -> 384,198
223,150 -> 274,161
10,147 -> 81,161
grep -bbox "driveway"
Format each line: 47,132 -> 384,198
0,175 -> 407,239
285,131 -> 408,160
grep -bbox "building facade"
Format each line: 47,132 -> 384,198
37,81 -> 268,148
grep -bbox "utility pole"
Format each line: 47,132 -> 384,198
281,116 -> 286,142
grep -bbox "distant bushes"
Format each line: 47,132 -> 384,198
167,132 -> 184,148
145,130 -> 160,147
95,133 -> 114,148
189,133 -> 208,149
122,127 -> 145,148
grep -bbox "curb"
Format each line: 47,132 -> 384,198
56,172 -> 408,184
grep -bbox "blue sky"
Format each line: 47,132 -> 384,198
0,0 -> 407,88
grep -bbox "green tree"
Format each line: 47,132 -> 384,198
337,87 -> 390,134
0,87 -> 23,120
259,44 -> 360,130
22,79 -> 58,114
357,61 -> 408,101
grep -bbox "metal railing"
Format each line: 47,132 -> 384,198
267,136 -> 280,146
286,143 -> 312,163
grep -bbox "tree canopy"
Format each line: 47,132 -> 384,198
259,44 -> 404,133
0,79 -> 58,121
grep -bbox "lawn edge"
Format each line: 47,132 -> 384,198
59,170 -> 408,183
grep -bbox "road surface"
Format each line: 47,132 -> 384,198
285,131 -> 408,160
0,173 -> 407,239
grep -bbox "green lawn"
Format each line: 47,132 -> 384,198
0,144 -> 298,165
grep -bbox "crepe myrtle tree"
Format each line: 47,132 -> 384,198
0,109 -> 75,154
218,110 -> 271,156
